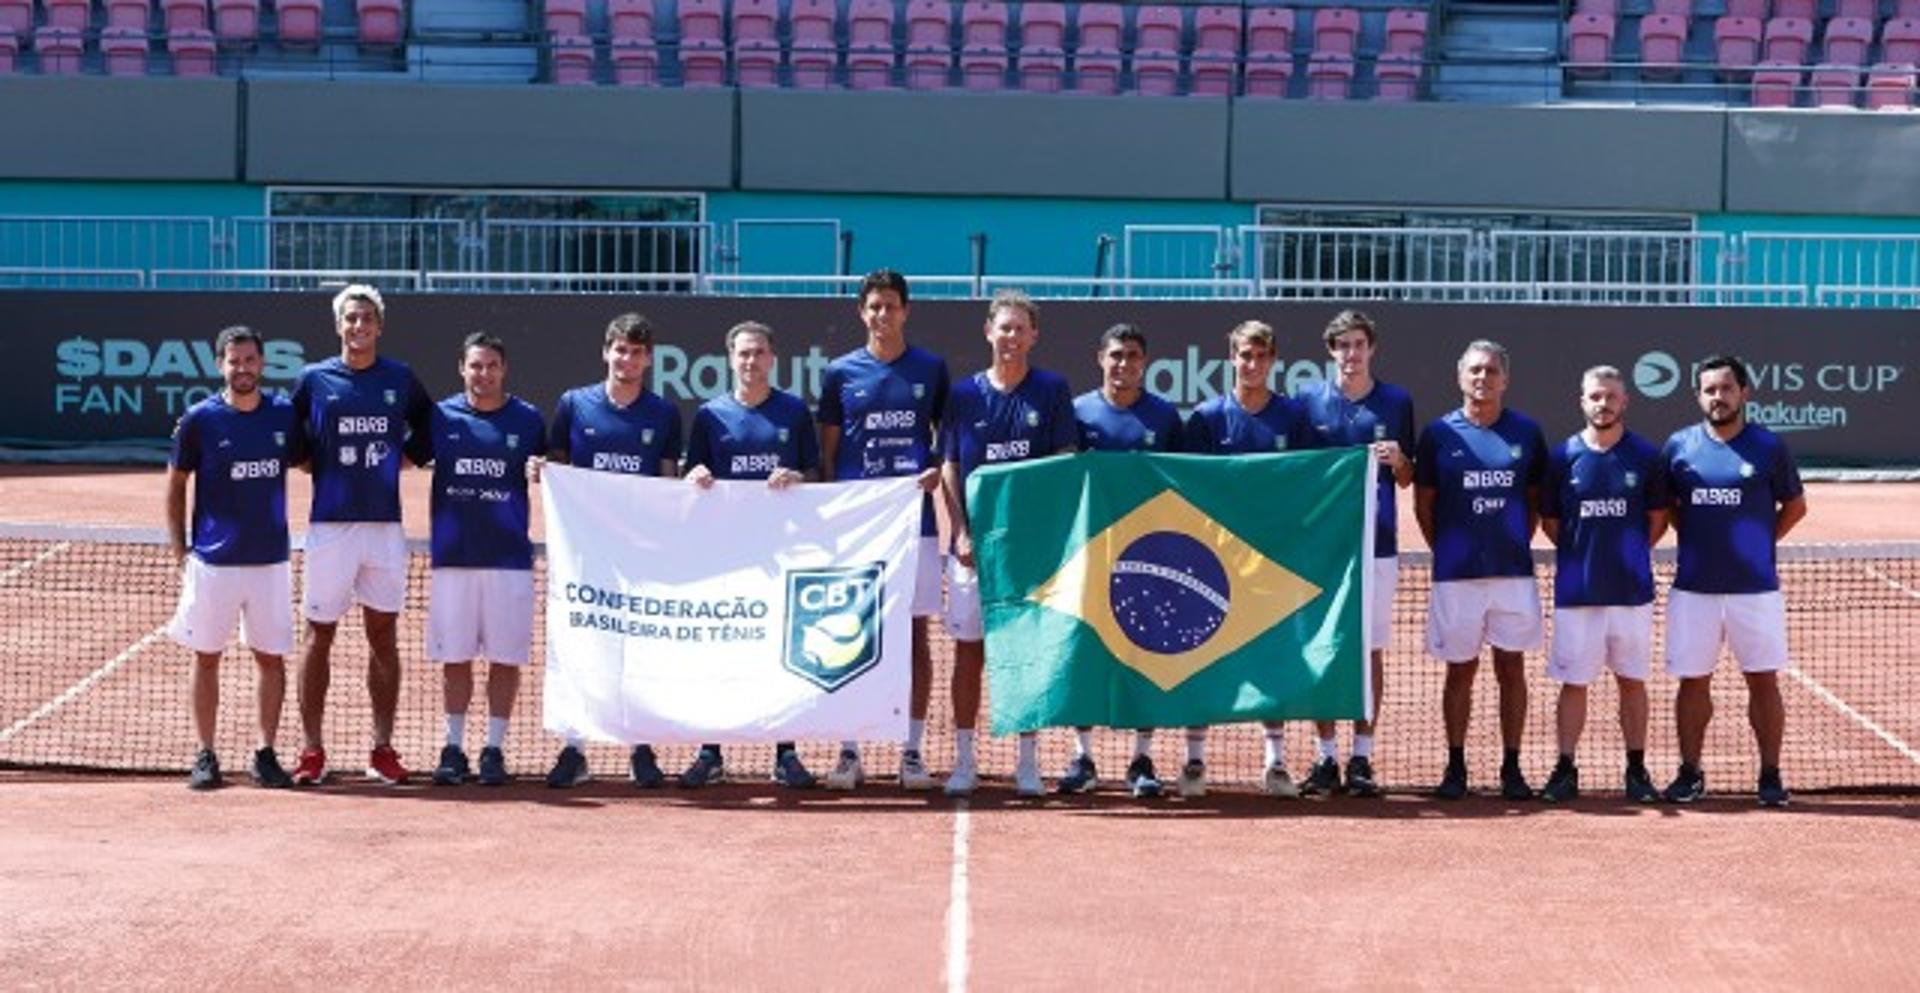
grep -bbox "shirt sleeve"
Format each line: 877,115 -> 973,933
546,393 -> 573,462
1413,425 -> 1439,488
404,373 -> 436,467
793,404 -> 821,472
1288,400 -> 1317,451
1048,381 -> 1077,454
815,366 -> 843,426
169,408 -> 199,472
1538,447 -> 1565,521
939,388 -> 960,465
1525,423 -> 1549,486
1395,392 -> 1418,456
1184,408 -> 1213,453
685,409 -> 714,473
1643,441 -> 1673,510
289,370 -> 314,452
927,361 -> 952,464
662,404 -> 685,464
529,407 -> 550,458
1770,436 -> 1805,503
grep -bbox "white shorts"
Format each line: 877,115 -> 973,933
1548,604 -> 1654,685
302,522 -> 407,622
1665,589 -> 1789,678
1368,557 -> 1398,653
943,558 -> 983,642
1428,577 -> 1543,662
168,558 -> 294,656
427,568 -> 536,665
913,536 -> 943,618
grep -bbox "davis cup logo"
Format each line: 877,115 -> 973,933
1634,351 -> 1681,399
782,563 -> 885,692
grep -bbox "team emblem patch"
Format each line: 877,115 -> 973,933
1625,470 -> 1639,487
1025,410 -> 1040,427
507,434 -> 520,450
1509,444 -> 1523,459
782,563 -> 885,692
1740,462 -> 1754,478
641,428 -> 655,445
1145,430 -> 1157,446
1274,437 -> 1288,451
384,389 -> 397,406
273,431 -> 286,447
778,428 -> 790,443
339,446 -> 357,466
1374,424 -> 1388,441
912,383 -> 926,399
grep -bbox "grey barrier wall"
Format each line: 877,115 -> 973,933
0,78 -> 240,181
3,291 -> 1912,465
1724,111 -> 1920,216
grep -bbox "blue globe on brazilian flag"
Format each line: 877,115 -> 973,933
967,448 -> 1374,734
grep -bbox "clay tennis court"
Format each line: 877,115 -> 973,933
4,465 -> 1920,989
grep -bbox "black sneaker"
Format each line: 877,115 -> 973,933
1056,755 -> 1098,794
1435,762 -> 1468,800
1301,756 -> 1342,796
1344,756 -> 1380,798
188,748 -> 222,791
1540,762 -> 1579,803
1663,764 -> 1705,804
1125,755 -> 1162,798
478,746 -> 508,786
679,748 -> 726,788
250,747 -> 293,789
1624,765 -> 1660,804
1757,768 -> 1791,808
771,749 -> 815,789
545,745 -> 589,788
433,745 -> 471,786
630,744 -> 664,789
1500,764 -> 1534,801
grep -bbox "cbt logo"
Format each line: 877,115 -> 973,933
782,563 -> 885,692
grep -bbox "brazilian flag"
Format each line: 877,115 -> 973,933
969,448 -> 1373,733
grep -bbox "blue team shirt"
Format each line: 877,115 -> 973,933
549,384 -> 682,476
1541,431 -> 1669,607
428,395 -> 546,570
685,389 -> 820,480
1074,389 -> 1185,453
1414,408 -> 1549,582
817,345 -> 950,537
290,356 -> 433,523
1296,379 -> 1417,558
1184,392 -> 1312,456
170,393 -> 302,566
1662,422 -> 1804,595
940,368 -> 1078,485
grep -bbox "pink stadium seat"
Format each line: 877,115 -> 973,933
164,0 -> 208,32
1385,8 -> 1427,56
732,0 -> 780,87
1188,6 -> 1239,95
1312,7 -> 1359,56
275,0 -> 322,47
102,25 -> 149,75
1726,0 -> 1768,17
733,0 -> 775,42
1751,59 -> 1800,103
1575,0 -> 1616,16
847,0 -> 896,89
43,0 -> 88,29
168,25 -> 215,73
1307,50 -> 1353,97
1639,14 -> 1688,76
788,0 -> 836,87
1650,0 -> 1690,17
1810,64 -> 1860,104
1567,13 -> 1616,76
904,0 -> 953,89
0,0 -> 25,37
1243,6 -> 1294,96
675,0 -> 725,85
0,33 -> 16,74
1715,16 -> 1761,73
1866,62 -> 1916,107
1763,16 -> 1813,63
1772,0 -> 1814,19
35,24 -> 80,72
958,0 -> 1007,90
1824,16 -> 1873,65
1071,2 -> 1120,93
1882,18 -> 1920,64
611,36 -> 660,83
357,0 -> 402,46
1900,0 -> 1920,17
105,0 -> 150,30
1834,0 -> 1876,18
551,32 -> 594,83
609,0 -> 654,38
213,0 -> 259,46
1131,5 -> 1183,96
544,0 -> 587,37
1374,51 -> 1419,99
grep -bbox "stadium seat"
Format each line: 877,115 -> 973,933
1834,0 -> 1876,18
1374,51 -> 1419,99
1567,12 -> 1616,76
1385,8 -> 1427,56
1243,5 -> 1294,96
168,25 -> 215,74
1764,16 -> 1813,64
904,0 -> 953,89
1575,0 -> 1617,16
1189,5 -> 1239,96
163,0 -> 207,32
34,25 -> 80,73
357,0 -> 402,46
732,0 -> 780,88
213,0 -> 258,46
1649,0 -> 1690,17
788,0 -> 836,87
1773,0 -> 1815,20
1883,18 -> 1920,64
102,25 -> 148,75
275,0 -> 322,47
675,0 -> 725,86
847,0 -> 896,89
1751,59 -> 1800,103
1307,50 -> 1354,97
1131,5 -> 1183,96
612,35 -> 660,83
1866,62 -> 1916,107
1810,64 -> 1859,104
551,32 -> 594,83
0,32 -> 15,74
609,0 -> 654,39
544,0 -> 587,37
958,0 -> 1008,90
105,0 -> 150,30
0,0 -> 26,37
1639,14 -> 1688,77
1715,16 -> 1761,74
1312,7 -> 1359,56
1071,2 -> 1120,93
1725,0 -> 1768,16
1823,17 -> 1873,66
45,0 -> 88,29
1900,0 -> 1920,17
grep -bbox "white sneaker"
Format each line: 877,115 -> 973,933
1178,759 -> 1207,799
1014,758 -> 1043,797
1263,762 -> 1299,799
944,757 -> 978,797
899,749 -> 936,791
825,749 -> 863,791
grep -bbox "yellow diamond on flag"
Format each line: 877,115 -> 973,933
1027,489 -> 1323,691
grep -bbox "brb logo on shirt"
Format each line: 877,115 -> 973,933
454,458 -> 508,478
984,439 -> 1031,462
592,452 -> 648,473
731,454 -> 782,475
864,410 -> 916,431
229,458 -> 282,481
782,563 -> 885,693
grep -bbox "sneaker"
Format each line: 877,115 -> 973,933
629,745 -> 663,789
1540,762 -> 1579,804
1663,764 -> 1705,804
432,745 -> 470,786
1624,765 -> 1660,804
679,748 -> 725,788
1300,756 -> 1342,796
478,746 -> 508,786
546,746 -> 590,789
1014,757 -> 1043,797
1500,764 -> 1533,801
1757,768 -> 1791,808
1055,755 -> 1097,794
291,747 -> 328,786
1177,759 -> 1207,799
944,756 -> 978,797
900,749 -> 937,791
1126,755 -> 1162,798
826,750 -> 864,791
1344,756 -> 1380,798
250,747 -> 293,789
188,748 -> 222,791
367,745 -> 409,785
1435,762 -> 1468,800
772,749 -> 816,789
1263,762 -> 1299,799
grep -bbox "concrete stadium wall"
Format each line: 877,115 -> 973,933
1724,112 -> 1920,217
0,78 -> 240,181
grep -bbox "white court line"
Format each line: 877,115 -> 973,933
1785,666 -> 1920,769
0,541 -> 70,587
0,624 -> 169,745
945,803 -> 972,993
1864,563 -> 1920,603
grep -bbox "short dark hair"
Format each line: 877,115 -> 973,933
214,325 -> 263,357
859,269 -> 910,307
1099,323 -> 1148,352
1697,354 -> 1751,390
1323,309 -> 1377,348
462,331 -> 507,361
605,312 -> 653,348
727,320 -> 774,352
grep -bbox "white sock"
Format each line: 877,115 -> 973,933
840,739 -> 859,755
1073,728 -> 1092,758
955,729 -> 976,765
445,713 -> 466,747
1133,730 -> 1154,758
906,719 -> 926,753
1185,728 -> 1207,763
1017,733 -> 1038,767
1264,731 -> 1286,768
1318,736 -> 1338,761
486,717 -> 508,749
1353,734 -> 1375,759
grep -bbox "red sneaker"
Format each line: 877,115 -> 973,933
291,747 -> 328,786
367,745 -> 409,785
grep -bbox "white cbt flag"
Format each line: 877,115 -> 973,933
541,464 -> 919,744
